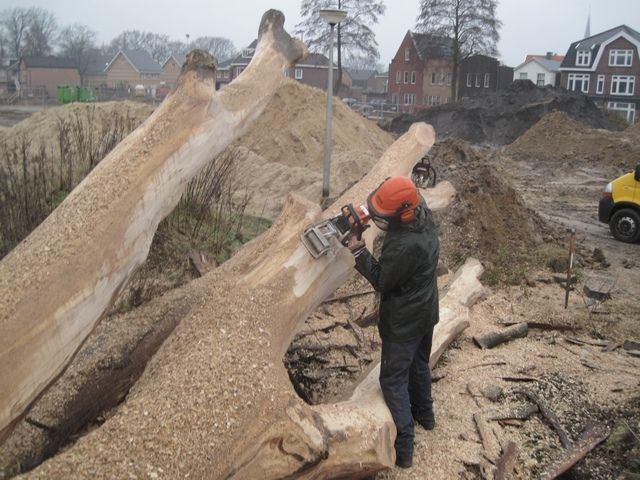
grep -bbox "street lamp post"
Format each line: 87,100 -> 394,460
319,9 -> 347,200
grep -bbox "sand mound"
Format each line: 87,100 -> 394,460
227,80 -> 393,218
384,80 -> 620,145
0,101 -> 153,149
426,138 -> 551,284
504,111 -> 640,173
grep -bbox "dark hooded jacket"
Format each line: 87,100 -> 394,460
354,203 -> 439,342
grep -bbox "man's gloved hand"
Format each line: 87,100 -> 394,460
347,236 -> 366,255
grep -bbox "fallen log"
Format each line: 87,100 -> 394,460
0,10 -> 307,442
21,109 -> 477,477
540,423 -> 609,480
473,323 -> 528,349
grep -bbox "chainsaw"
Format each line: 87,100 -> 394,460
300,203 -> 371,258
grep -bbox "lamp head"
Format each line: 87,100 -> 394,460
319,9 -> 347,26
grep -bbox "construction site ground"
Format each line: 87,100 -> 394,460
1,81 -> 639,479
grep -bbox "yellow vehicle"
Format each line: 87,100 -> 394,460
599,164 -> 640,243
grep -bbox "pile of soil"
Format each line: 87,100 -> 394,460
227,80 -> 394,219
384,80 -> 621,146
504,110 -> 640,172
0,101 -> 152,148
426,138 -> 553,284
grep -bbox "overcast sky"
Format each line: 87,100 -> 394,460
3,0 -> 640,67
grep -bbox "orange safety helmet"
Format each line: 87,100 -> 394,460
367,176 -> 421,226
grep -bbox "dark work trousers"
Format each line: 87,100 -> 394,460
379,327 -> 434,458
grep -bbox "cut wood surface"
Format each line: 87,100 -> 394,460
16,117 -> 484,478
0,10 -> 307,442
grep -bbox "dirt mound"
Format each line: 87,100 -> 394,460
427,138 -> 552,284
384,80 -> 620,146
0,101 -> 152,148
504,110 -> 640,173
226,80 -> 393,218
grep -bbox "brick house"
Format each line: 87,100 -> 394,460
15,56 -> 80,99
513,53 -> 564,86
560,25 -> 640,123
345,69 -> 388,102
388,31 -> 453,113
161,53 -> 186,88
458,54 -> 513,98
83,51 -> 111,88
216,40 -> 346,91
104,49 -> 163,89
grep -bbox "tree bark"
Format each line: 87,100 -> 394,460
0,9 -> 307,443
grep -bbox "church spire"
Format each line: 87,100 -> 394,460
584,6 -> 591,38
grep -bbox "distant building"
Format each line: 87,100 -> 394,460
388,31 -> 454,112
345,69 -> 388,102
161,53 -> 186,88
513,53 -> 564,86
560,24 -> 640,123
15,56 -> 80,99
83,51 -> 111,88
458,54 -> 513,98
216,40 -> 346,91
104,49 -> 163,89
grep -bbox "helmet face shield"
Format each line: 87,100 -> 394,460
372,217 -> 391,231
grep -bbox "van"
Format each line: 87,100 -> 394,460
598,164 -> 640,243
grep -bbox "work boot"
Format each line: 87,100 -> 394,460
395,452 -> 413,469
413,410 -> 435,431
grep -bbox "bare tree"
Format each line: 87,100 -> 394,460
143,32 -> 171,63
343,53 -> 383,72
189,36 -> 236,62
416,0 -> 501,100
1,7 -> 30,57
167,39 -> 188,56
23,7 -> 57,56
108,30 -> 147,53
295,0 -> 386,93
58,24 -> 97,84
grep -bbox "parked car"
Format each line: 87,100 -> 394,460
598,164 -> 640,243
341,97 -> 357,107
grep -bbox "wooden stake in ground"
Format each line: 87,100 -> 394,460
564,228 -> 576,309
0,10 -> 307,442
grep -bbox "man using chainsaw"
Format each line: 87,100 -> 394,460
347,176 -> 439,469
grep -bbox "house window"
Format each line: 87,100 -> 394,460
609,49 -> 633,67
404,71 -> 409,84
295,68 -> 303,79
411,71 -> 416,84
611,75 -> 635,95
426,95 -> 441,106
466,73 -> 472,87
607,101 -> 636,123
446,74 -> 451,85
432,72 -> 436,84
235,66 -> 245,76
405,48 -> 410,61
576,50 -> 591,66
475,74 -> 480,87
484,73 -> 491,88
519,72 -> 528,80
391,93 -> 398,105
404,93 -> 416,105
567,73 -> 590,93
596,74 -> 605,94
242,48 -> 254,58
537,73 -> 545,86
396,71 -> 401,84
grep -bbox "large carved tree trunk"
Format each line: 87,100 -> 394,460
20,121 -> 484,479
0,10 -> 306,442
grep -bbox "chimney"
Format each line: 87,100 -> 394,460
546,51 -> 554,59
